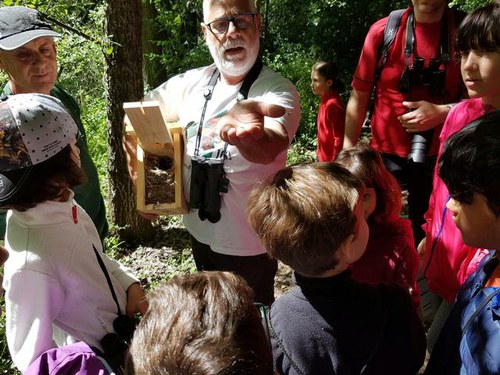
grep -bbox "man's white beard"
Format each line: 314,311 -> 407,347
208,38 -> 259,78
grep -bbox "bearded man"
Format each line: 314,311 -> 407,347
124,0 -> 300,305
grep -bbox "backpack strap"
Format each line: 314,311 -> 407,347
376,9 -> 405,81
461,254 -> 500,337
363,9 -> 405,127
92,244 -> 123,316
461,287 -> 500,337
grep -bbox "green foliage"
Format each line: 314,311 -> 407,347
287,138 -> 316,165
451,0 -> 494,12
144,0 -> 211,86
263,43 -> 318,140
1,0 -> 110,193
0,0 -> 494,372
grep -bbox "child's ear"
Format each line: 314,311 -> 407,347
337,233 -> 357,264
326,79 -> 334,88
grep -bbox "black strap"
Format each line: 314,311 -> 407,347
376,9 -> 405,81
204,69 -> 221,101
194,58 -> 264,158
403,10 -> 415,60
238,57 -> 263,101
402,9 -> 451,87
403,9 -> 451,62
92,245 -> 122,316
194,69 -> 221,157
364,9 -> 404,127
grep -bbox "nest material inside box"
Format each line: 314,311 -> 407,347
144,153 -> 176,205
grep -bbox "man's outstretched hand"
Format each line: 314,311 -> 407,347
218,100 -> 288,164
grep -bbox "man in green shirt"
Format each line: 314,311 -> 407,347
0,6 -> 108,241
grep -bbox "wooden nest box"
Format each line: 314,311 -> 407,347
124,101 -> 187,215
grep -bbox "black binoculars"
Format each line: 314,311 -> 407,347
399,57 -> 445,97
189,157 -> 230,223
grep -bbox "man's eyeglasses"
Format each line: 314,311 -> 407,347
205,13 -> 256,35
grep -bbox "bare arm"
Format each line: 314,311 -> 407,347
344,88 -> 371,148
126,282 -> 148,316
218,99 -> 289,164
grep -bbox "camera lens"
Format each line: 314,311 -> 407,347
408,130 -> 434,164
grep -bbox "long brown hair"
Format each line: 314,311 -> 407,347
336,143 -> 402,223
0,145 -> 85,211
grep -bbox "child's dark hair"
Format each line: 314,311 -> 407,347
336,143 -> 402,223
248,162 -> 362,277
312,60 -> 346,94
0,145 -> 85,211
439,110 -> 500,217
455,1 -> 500,54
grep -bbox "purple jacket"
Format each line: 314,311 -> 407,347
23,342 -> 110,375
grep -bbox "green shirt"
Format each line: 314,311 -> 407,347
0,84 -> 109,242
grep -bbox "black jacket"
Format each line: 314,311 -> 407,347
270,271 -> 426,375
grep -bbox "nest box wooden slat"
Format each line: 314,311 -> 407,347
124,101 -> 187,215
123,101 -> 174,157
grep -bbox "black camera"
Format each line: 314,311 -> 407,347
398,57 -> 445,163
398,58 -> 445,96
100,314 -> 137,374
189,157 -> 229,223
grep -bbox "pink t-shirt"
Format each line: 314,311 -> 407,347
422,98 -> 490,302
351,8 -> 463,157
316,90 -> 345,162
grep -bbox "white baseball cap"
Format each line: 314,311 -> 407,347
0,93 -> 78,202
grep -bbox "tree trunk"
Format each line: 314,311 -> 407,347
105,0 -> 154,241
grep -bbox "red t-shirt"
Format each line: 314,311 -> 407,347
316,90 -> 345,161
351,8 -> 463,157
